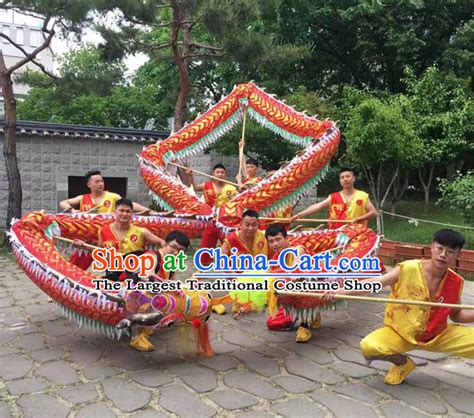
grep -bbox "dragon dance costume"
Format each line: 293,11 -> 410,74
361,259 -> 474,359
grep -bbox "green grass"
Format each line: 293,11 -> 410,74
0,231 -> 14,260
381,201 -> 473,249
294,200 -> 473,248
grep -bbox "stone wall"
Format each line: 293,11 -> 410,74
0,135 -> 152,226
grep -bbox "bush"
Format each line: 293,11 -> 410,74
438,171 -> 474,224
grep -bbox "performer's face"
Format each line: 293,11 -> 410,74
431,242 -> 460,268
246,163 -> 258,178
267,233 -> 288,254
240,216 -> 259,239
213,168 -> 227,180
115,204 -> 133,223
163,240 -> 187,256
339,171 -> 355,189
87,175 -> 105,193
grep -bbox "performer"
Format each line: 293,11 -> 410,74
221,209 -> 268,257
62,170 -> 151,270
236,158 -> 263,190
74,198 -> 165,278
221,209 -> 268,314
129,230 -> 190,352
154,230 -> 190,281
60,170 -> 149,214
328,229 -> 474,385
265,223 -> 321,342
74,198 -> 167,352
189,164 -> 237,314
292,168 -> 377,229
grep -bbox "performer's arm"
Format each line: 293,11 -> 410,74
221,240 -> 231,256
185,168 -> 204,191
292,196 -> 330,221
353,198 -> 378,224
323,266 -> 400,300
59,196 -> 82,213
449,302 -> 474,323
143,230 -> 166,248
131,201 -> 150,213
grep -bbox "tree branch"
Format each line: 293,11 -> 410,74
380,164 -> 400,208
5,26 -> 55,77
182,52 -> 226,59
189,42 -> 223,52
0,34 -> 57,79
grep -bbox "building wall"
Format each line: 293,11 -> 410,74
0,135 -> 152,226
0,21 -> 55,117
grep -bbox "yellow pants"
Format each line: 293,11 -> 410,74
361,324 -> 474,359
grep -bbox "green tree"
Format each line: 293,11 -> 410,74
0,0 -> 95,232
18,47 -> 174,128
438,171 -> 474,224
344,91 -> 423,230
274,0 -> 473,94
405,66 -> 473,211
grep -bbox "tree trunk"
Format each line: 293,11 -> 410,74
171,2 -> 190,132
418,164 -> 435,213
0,51 -> 22,237
170,2 -> 192,186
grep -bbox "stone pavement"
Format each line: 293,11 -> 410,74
0,254 -> 473,417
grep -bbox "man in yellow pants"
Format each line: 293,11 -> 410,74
329,229 -> 474,385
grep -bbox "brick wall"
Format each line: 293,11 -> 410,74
0,135 -> 152,226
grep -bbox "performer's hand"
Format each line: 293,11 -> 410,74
291,214 -> 300,222
185,167 -> 193,176
73,239 -> 85,248
238,139 -> 245,148
236,173 -> 242,183
322,291 -> 337,303
71,208 -> 80,214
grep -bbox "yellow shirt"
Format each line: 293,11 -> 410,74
100,223 -> 146,254
384,259 -> 463,344
80,191 -> 121,213
216,184 -> 237,208
329,189 -> 369,228
224,229 -> 268,256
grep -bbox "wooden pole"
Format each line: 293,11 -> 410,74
52,236 -> 101,252
238,107 -> 247,179
278,291 -> 474,310
169,162 -> 239,187
260,217 -> 352,224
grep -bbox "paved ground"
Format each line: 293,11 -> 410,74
0,254 -> 473,418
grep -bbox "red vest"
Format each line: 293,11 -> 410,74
203,181 -> 217,207
328,192 -> 348,229
418,270 -> 463,342
156,252 -> 173,280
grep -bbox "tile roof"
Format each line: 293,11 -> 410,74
0,120 -> 170,143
